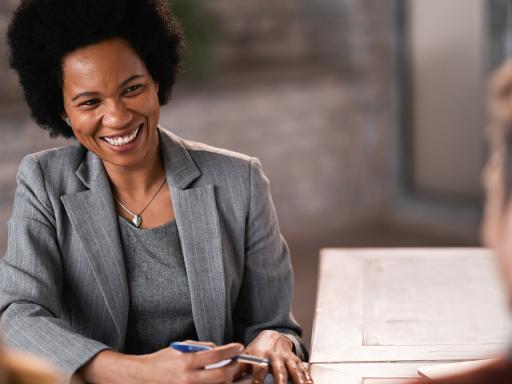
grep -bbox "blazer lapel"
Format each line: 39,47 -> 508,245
160,129 -> 227,345
60,128 -> 227,347
61,150 -> 128,346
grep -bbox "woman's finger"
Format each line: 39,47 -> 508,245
190,359 -> 239,384
285,358 -> 306,384
189,343 -> 243,369
183,340 -> 216,349
303,364 -> 314,383
251,363 -> 268,384
234,361 -> 250,381
270,356 -> 288,384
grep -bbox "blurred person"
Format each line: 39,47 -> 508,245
0,1 -> 311,383
0,340 -> 65,384
404,59 -> 512,384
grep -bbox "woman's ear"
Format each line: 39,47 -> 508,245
61,114 -> 71,127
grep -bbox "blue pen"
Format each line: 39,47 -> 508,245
170,342 -> 212,353
170,342 -> 271,367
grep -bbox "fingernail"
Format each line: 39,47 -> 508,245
237,344 -> 244,352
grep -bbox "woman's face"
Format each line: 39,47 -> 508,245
482,60 -> 512,304
61,38 -> 160,169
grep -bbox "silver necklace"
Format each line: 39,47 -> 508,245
115,176 -> 167,228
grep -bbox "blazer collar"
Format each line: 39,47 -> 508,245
75,127 -> 202,191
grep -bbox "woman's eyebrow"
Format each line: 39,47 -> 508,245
71,91 -> 99,102
71,74 -> 146,102
119,74 -> 145,87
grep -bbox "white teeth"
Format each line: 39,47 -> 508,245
104,127 -> 140,146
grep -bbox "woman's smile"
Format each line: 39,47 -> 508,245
101,123 -> 144,153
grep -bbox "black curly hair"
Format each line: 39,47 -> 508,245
7,0 -> 184,138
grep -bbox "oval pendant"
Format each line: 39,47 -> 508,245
132,215 -> 142,228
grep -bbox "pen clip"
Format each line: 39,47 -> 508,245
236,354 -> 271,366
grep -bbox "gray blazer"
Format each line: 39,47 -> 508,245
0,128 -> 306,380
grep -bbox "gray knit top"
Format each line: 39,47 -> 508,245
117,217 -> 197,354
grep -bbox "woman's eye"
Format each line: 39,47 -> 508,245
80,99 -> 100,107
125,84 -> 142,94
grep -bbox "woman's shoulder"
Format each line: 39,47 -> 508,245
161,128 -> 257,176
183,139 -> 253,164
182,138 -> 262,184
21,141 -> 84,169
12,143 -> 86,215
17,142 -> 85,185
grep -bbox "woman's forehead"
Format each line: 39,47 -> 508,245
61,38 -> 148,91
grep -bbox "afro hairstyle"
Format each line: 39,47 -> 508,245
7,0 -> 184,138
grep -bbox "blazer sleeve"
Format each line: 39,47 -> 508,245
234,157 -> 309,361
0,156 -> 109,380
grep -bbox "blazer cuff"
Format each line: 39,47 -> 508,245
65,344 -> 111,382
278,332 -> 306,361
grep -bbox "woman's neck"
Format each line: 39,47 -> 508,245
103,140 -> 165,198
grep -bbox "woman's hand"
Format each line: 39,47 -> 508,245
80,342 -> 243,384
235,330 -> 313,384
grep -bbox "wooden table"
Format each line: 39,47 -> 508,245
309,248 -> 511,383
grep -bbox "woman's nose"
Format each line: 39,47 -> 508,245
102,99 -> 133,128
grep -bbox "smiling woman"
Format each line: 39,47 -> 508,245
60,38 -> 170,229
0,1 -> 311,384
